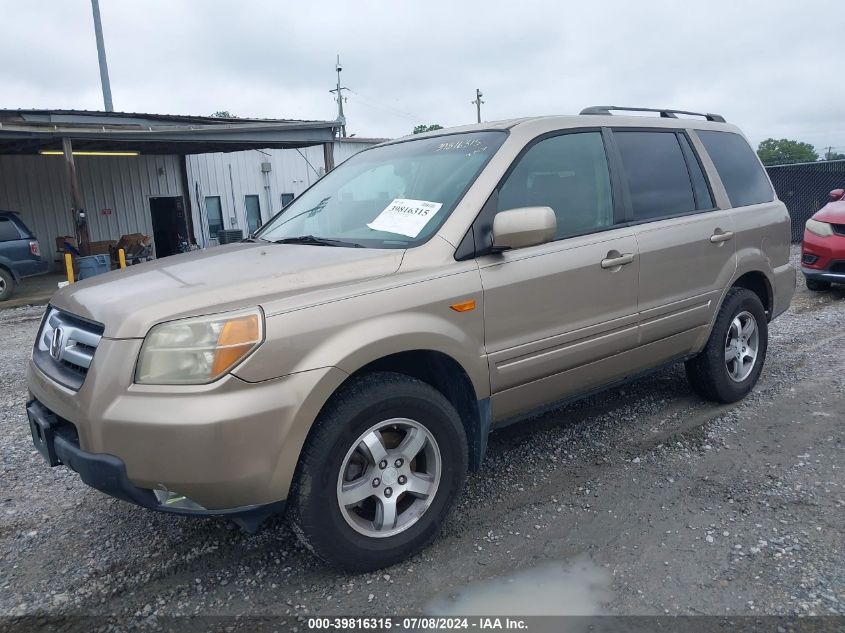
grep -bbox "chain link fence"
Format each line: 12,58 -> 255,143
766,159 -> 845,242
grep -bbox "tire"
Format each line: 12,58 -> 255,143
685,287 -> 768,404
0,268 -> 15,302
805,278 -> 831,292
288,371 -> 468,572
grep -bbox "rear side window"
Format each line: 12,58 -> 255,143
0,217 -> 22,242
697,130 -> 774,207
498,131 -> 614,239
614,131 -> 705,221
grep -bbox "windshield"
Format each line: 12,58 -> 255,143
256,131 -> 507,248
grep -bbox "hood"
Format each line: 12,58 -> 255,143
814,199 -> 845,225
51,243 -> 404,338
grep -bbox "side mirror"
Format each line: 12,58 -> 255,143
829,189 -> 844,202
492,206 -> 556,251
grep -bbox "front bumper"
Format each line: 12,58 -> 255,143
26,398 -> 285,531
801,266 -> 845,283
27,340 -> 349,511
801,229 -> 845,279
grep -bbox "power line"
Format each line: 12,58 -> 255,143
347,89 -> 423,123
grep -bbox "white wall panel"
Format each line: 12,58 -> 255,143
0,154 -> 183,269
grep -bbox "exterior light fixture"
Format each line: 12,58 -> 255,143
39,150 -> 140,157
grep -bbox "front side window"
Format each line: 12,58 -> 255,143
615,131 -> 702,221
497,131 -> 614,238
257,131 -> 507,248
697,130 -> 774,208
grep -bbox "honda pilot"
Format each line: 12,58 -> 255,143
26,107 -> 795,571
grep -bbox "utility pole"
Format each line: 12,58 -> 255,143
90,0 -> 114,112
329,55 -> 349,137
472,88 -> 484,123
826,146 -> 833,161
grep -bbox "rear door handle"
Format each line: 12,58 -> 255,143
710,230 -> 734,243
600,252 -> 634,269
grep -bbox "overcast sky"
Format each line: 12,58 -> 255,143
1,0 -> 843,153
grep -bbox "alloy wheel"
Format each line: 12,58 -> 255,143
337,418 -> 441,538
724,310 -> 759,382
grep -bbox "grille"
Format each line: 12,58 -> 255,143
33,308 -> 104,391
832,224 -> 845,237
829,261 -> 845,274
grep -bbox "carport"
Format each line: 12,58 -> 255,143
0,109 -> 339,263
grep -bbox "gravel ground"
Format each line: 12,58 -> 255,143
1,247 -> 843,619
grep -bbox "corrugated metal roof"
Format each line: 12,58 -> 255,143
0,108 -> 341,155
0,108 -> 336,127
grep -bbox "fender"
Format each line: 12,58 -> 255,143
694,253 -> 775,352
233,267 -> 489,399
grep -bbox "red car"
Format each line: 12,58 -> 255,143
801,188 -> 845,291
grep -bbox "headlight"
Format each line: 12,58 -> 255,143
805,218 -> 833,237
135,308 -> 264,385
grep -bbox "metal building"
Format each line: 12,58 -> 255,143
0,110 -> 381,270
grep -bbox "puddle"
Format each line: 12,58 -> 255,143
424,555 -> 612,616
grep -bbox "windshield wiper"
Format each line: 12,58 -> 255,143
272,235 -> 364,248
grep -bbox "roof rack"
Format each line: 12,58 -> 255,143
580,106 -> 726,123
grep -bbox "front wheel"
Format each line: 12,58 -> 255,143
288,372 -> 467,572
685,288 -> 768,403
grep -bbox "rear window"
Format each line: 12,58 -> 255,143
0,217 -> 22,242
696,130 -> 774,207
614,131 -> 702,221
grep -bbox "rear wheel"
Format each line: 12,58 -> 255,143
685,288 -> 768,403
805,277 -> 831,291
0,268 -> 15,301
288,372 -> 467,572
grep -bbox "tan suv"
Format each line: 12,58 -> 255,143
26,106 -> 794,571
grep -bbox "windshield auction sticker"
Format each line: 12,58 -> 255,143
367,198 -> 444,238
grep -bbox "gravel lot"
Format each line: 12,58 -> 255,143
1,249 -> 843,619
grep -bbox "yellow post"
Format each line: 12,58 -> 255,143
64,253 -> 74,284
118,248 -> 127,269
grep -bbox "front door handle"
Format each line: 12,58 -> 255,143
710,230 -> 734,243
600,252 -> 634,269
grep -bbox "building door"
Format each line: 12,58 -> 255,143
245,195 -> 262,234
204,196 -> 224,242
149,196 -> 189,258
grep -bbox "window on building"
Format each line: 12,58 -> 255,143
0,217 -> 22,242
245,195 -> 262,234
615,131 -> 712,221
280,193 -> 294,208
204,196 -> 224,239
697,130 -> 774,208
497,131 -> 614,239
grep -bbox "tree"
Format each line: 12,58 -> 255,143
756,138 -> 818,166
210,110 -> 237,118
825,150 -> 845,161
413,124 -> 443,134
